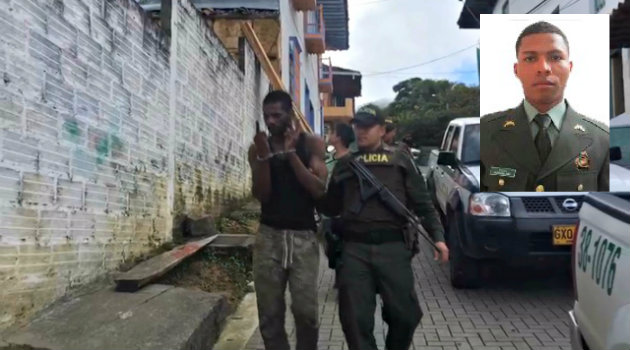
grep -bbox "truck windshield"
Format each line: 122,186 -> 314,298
462,124 -> 480,164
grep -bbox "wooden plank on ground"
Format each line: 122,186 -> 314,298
115,235 -> 218,292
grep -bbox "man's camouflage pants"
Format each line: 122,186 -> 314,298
253,224 -> 320,350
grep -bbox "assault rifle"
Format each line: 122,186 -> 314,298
347,158 -> 439,254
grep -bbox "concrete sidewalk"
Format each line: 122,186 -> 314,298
1,284 -> 230,350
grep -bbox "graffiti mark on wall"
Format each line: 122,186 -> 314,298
62,118 -> 125,165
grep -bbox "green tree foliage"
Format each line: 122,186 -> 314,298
365,78 -> 480,147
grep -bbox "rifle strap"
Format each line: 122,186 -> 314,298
349,172 -> 368,214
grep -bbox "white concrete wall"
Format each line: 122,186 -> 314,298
0,0 -> 269,330
279,0 -> 322,135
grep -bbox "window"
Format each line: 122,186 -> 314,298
305,83 -> 315,129
552,6 -> 559,13
289,37 -> 302,108
441,126 -> 454,150
462,124 -> 480,164
449,126 -> 461,153
502,0 -> 509,14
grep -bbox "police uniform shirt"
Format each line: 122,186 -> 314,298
523,98 -> 565,147
480,100 -> 609,192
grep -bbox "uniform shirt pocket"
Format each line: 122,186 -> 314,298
556,170 -> 598,192
482,168 -> 527,191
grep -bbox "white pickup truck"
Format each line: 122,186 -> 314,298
569,192 -> 630,350
427,117 -> 630,288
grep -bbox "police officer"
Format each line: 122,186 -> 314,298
320,108 -> 449,350
384,119 -> 414,156
481,21 -> 609,192
383,118 -> 397,146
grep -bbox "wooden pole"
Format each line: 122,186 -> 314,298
241,21 -> 312,133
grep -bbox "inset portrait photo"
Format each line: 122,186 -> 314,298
479,14 -> 610,192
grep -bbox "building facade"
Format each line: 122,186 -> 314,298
322,65 -> 362,136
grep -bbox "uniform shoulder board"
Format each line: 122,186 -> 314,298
481,108 -> 514,124
580,115 -> 609,134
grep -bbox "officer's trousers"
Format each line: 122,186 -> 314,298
253,224 -> 320,350
337,240 -> 422,350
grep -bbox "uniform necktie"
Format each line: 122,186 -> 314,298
534,114 -> 552,164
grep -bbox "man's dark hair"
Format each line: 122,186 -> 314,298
385,123 -> 396,133
263,90 -> 293,112
515,21 -> 569,57
335,123 -> 355,148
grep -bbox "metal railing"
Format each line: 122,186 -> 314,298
320,57 -> 332,81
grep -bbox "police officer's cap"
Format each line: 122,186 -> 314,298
385,118 -> 396,132
351,108 -> 385,127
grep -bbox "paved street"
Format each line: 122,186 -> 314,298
244,245 -> 573,350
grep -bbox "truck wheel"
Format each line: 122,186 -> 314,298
448,212 -> 481,289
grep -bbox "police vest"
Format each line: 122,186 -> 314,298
336,149 -> 410,231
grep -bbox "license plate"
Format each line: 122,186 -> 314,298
552,225 -> 576,245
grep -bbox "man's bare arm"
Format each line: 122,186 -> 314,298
248,144 -> 272,203
287,135 -> 327,199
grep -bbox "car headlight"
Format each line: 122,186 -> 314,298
469,193 -> 511,217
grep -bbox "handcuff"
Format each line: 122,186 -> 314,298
256,149 -> 296,162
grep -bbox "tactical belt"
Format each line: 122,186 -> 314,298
343,229 -> 404,244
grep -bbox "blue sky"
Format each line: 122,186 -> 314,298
326,0 -> 480,107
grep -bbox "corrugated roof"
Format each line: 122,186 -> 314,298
457,0 -> 497,29
319,0 -> 349,50
137,0 -> 279,12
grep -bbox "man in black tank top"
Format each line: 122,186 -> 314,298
247,90 -> 327,350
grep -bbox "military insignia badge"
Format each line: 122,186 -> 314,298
503,120 -> 516,128
575,151 -> 590,170
358,106 -> 377,116
573,124 -> 586,132
489,167 -> 516,178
